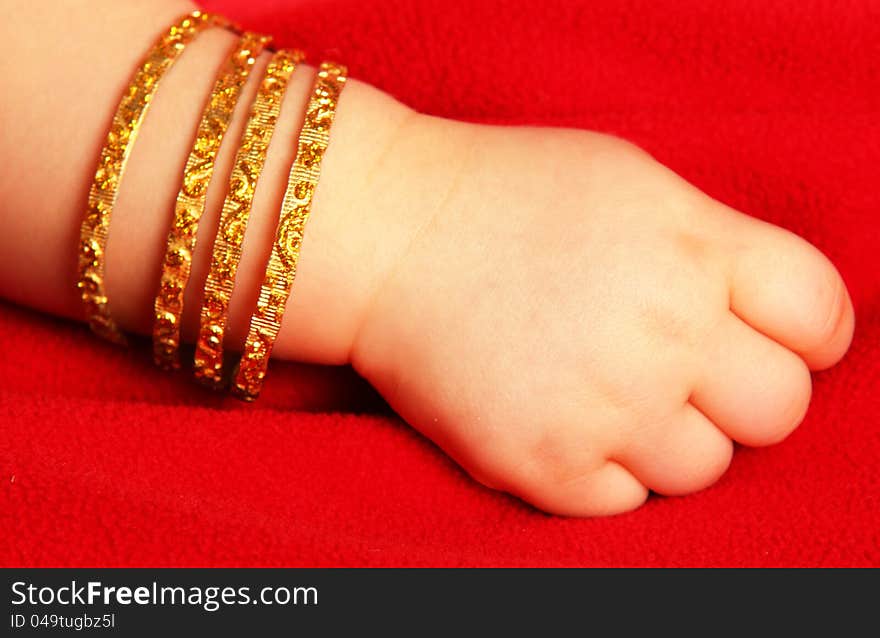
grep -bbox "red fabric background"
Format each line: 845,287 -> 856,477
2,0 -> 878,566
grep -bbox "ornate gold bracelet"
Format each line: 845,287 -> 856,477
74,9 -> 350,403
194,49 -> 304,388
232,61 -> 347,401
152,31 -> 271,371
77,10 -> 225,345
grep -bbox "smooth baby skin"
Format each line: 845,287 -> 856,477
351,121 -> 854,515
0,0 -> 854,516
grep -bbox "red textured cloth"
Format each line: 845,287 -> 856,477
2,0 -> 878,567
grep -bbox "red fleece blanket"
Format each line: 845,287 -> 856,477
2,0 -> 878,567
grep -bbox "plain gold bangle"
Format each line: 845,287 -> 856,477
232,61 -> 348,401
77,10 -> 226,345
193,49 -> 304,388
152,31 -> 271,371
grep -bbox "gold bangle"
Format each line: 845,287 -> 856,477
77,10 -> 226,345
232,61 -> 348,401
194,49 -> 304,388
152,31 -> 271,371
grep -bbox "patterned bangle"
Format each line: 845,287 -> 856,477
152,31 -> 272,371
77,10 -> 226,345
194,49 -> 304,388
232,61 -> 348,401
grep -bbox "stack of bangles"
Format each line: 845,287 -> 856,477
76,10 -> 347,401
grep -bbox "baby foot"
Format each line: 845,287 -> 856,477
349,117 -> 854,516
